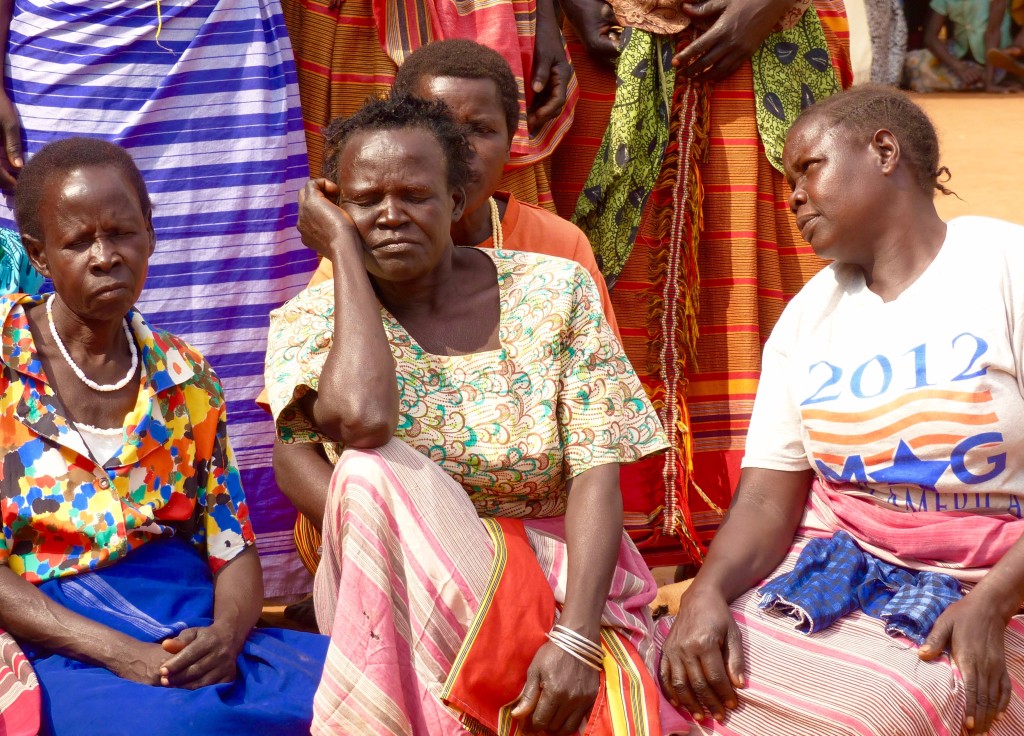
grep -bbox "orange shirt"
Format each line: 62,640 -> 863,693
305,193 -> 619,336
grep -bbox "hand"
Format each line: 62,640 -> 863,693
919,594 -> 1012,735
110,640 -> 172,686
955,61 -> 985,88
510,640 -> 601,734
673,0 -> 793,82
0,91 -> 24,193
528,3 -> 572,135
158,624 -> 242,690
561,0 -> 621,67
297,178 -> 362,260
659,588 -> 745,723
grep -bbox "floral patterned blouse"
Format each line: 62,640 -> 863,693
266,249 -> 668,518
0,294 -> 255,583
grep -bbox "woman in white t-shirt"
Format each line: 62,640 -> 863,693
658,86 -> 1024,736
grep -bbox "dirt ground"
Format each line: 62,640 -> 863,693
916,92 -> 1024,225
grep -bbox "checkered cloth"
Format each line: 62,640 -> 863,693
757,531 -> 962,644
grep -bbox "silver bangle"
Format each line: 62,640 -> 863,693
552,624 -> 603,660
545,632 -> 603,671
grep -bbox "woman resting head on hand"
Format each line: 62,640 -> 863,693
265,93 -> 695,735
0,137 -> 327,736
660,86 -> 1024,735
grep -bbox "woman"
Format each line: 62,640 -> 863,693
0,137 -> 327,735
660,87 -> 1024,735
0,0 -> 315,598
551,0 -> 852,568
280,0 -> 575,210
271,38 -> 618,577
266,93 -> 690,735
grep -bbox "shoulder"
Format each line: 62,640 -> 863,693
944,216 -> 1024,254
270,280 -> 335,325
514,201 -> 590,243
143,322 -> 224,399
485,248 -> 591,291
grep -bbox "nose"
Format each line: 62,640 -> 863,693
787,183 -> 807,215
377,196 -> 407,228
89,237 -> 121,272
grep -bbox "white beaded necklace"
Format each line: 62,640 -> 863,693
46,294 -> 138,392
488,196 -> 503,251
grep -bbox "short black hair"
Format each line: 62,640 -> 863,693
795,85 -> 952,197
322,91 -> 472,192
393,39 -> 520,145
14,137 -> 151,243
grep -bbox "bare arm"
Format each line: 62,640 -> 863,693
660,467 -> 811,722
159,546 -> 263,689
272,437 -> 333,531
924,10 -> 985,87
0,565 -> 170,683
918,529 -> 1024,734
0,0 -> 23,191
296,179 -> 399,448
512,462 -> 623,734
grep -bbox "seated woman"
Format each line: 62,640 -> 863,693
265,93 -> 691,735
0,137 -> 328,736
904,0 -> 1020,92
660,87 -> 1024,735
273,37 -> 617,575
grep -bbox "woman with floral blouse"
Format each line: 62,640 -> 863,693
0,137 -> 326,736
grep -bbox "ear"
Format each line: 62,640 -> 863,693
145,209 -> 156,256
872,129 -> 900,176
22,234 -> 51,278
450,185 -> 467,223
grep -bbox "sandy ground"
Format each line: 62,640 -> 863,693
917,93 -> 1024,225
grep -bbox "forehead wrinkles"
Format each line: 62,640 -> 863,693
342,129 -> 447,189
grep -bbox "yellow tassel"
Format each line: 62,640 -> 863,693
154,0 -> 174,53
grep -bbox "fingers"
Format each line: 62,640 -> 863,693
510,668 -> 542,720
724,621 -> 747,691
685,655 -> 727,721
528,686 -> 562,734
660,652 -> 705,720
531,54 -> 552,95
528,65 -> 569,132
673,28 -> 719,72
160,629 -> 213,679
919,615 -> 953,661
965,662 -> 1011,735
3,115 -> 23,172
556,706 -> 587,735
680,0 -> 727,19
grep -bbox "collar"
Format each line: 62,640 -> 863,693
1,293 -> 195,393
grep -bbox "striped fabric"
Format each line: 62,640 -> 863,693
0,0 -> 316,596
280,0 -> 559,210
654,535 -> 1024,735
311,438 -> 690,735
0,630 -> 38,736
551,3 -> 852,567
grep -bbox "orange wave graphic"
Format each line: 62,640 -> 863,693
801,389 -> 992,423
807,410 -> 999,446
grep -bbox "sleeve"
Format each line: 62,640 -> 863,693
192,366 -> 257,573
264,283 -> 336,444
740,312 -> 813,472
569,229 -> 620,339
557,265 -> 669,480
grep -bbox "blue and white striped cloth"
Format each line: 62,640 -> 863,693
1,0 -> 317,596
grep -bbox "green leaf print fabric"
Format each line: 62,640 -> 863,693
571,28 -> 675,281
753,8 -> 840,173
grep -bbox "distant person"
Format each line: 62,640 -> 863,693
905,0 -> 1021,90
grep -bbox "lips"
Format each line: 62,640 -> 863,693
796,213 -> 819,239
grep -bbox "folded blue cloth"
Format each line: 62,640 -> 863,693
757,530 -> 962,644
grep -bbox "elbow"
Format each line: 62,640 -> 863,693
318,403 -> 396,448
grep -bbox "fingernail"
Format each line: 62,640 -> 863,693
14,157 -> 22,167
533,82 -> 543,92
726,699 -> 736,709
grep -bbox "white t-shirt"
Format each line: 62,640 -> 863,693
743,216 -> 1024,519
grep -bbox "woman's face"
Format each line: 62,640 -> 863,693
414,75 -> 511,217
27,165 -> 154,322
336,126 -> 465,282
783,115 -> 883,263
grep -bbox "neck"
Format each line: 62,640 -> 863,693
373,245 -> 463,315
450,196 -> 505,247
49,296 -> 129,363
855,201 -> 947,302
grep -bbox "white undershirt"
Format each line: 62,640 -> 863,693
75,423 -> 124,467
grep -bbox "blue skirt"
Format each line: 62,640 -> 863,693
24,539 -> 328,736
